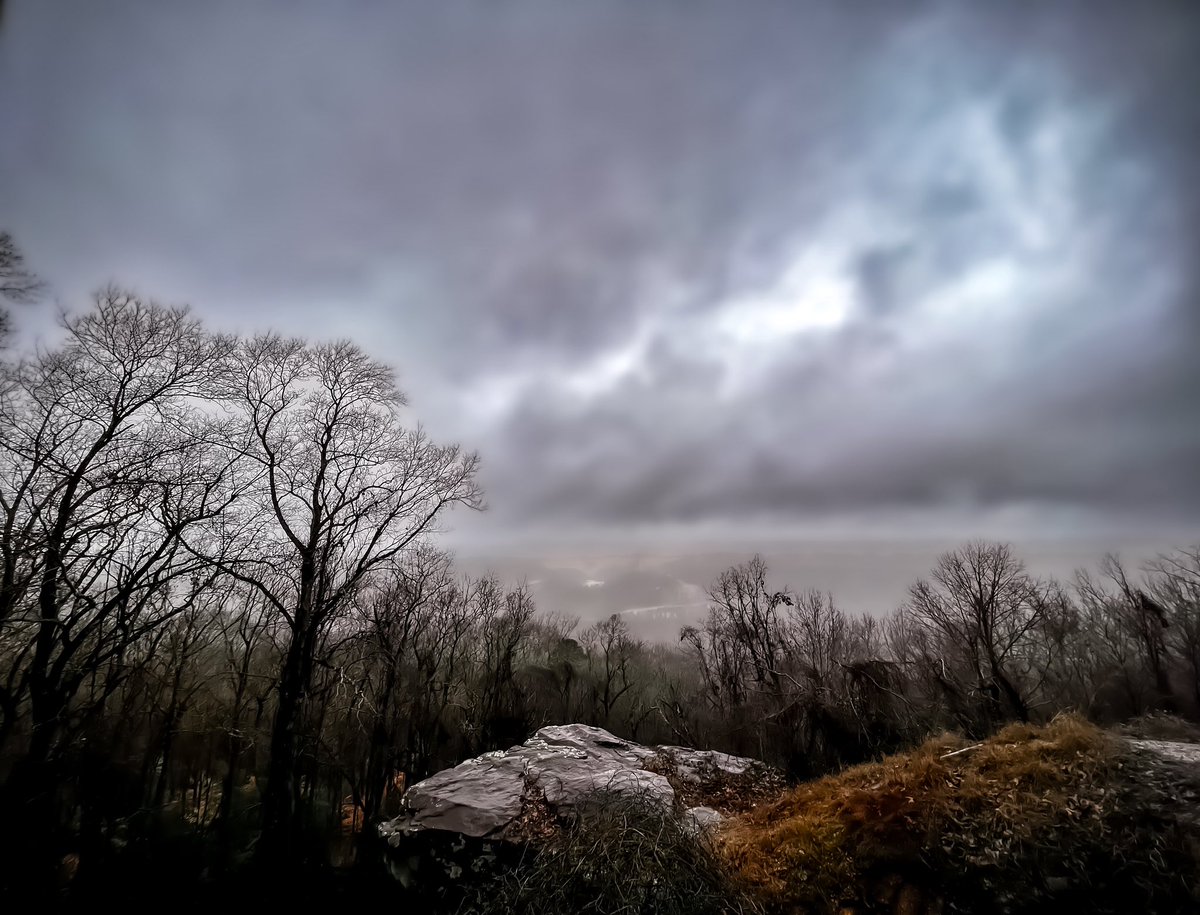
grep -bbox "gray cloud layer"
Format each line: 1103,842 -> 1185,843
1,1 -> 1197,546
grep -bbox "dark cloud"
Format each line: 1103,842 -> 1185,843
854,245 -> 914,316
0,0 -> 1196,548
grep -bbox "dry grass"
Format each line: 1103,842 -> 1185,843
719,715 -> 1198,914
463,790 -> 760,915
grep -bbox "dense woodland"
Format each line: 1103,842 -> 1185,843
0,238 -> 1198,898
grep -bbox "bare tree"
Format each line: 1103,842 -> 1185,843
0,231 -> 44,343
785,589 -> 846,692
906,541 -> 1046,728
1149,546 -> 1200,712
699,554 -> 793,702
213,584 -> 277,837
1097,554 -> 1177,713
582,613 -> 640,728
521,613 -> 585,727
465,577 -> 536,753
682,558 -> 870,774
144,594 -> 221,808
203,335 -> 482,860
341,546 -> 457,819
0,292 -> 237,871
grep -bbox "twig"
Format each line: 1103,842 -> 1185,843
940,743 -> 984,759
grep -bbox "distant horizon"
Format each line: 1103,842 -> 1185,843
452,533 -> 1195,640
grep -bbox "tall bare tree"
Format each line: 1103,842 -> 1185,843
204,335 -> 482,860
582,613 -> 640,728
0,292 -> 237,873
906,541 -> 1046,727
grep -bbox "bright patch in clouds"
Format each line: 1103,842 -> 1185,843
564,329 -> 650,398
715,247 -> 856,346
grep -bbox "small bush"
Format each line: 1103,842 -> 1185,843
463,790 -> 758,915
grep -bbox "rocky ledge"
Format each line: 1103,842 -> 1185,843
377,724 -> 780,889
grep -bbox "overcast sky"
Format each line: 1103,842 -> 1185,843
2,1 -> 1197,557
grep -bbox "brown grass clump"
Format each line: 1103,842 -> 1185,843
465,790 -> 760,915
719,714 -> 1199,914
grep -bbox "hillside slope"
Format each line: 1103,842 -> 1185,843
719,716 -> 1200,914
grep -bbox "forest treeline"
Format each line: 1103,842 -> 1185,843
0,268 -> 1198,894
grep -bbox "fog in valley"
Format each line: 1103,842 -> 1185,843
457,539 -> 1188,641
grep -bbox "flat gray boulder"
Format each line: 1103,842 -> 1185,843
379,724 -> 765,844
398,753 -> 528,839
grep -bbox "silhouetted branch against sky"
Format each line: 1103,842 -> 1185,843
1,1 -> 1197,549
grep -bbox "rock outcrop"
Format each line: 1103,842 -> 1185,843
377,724 -> 780,891
380,724 -> 772,845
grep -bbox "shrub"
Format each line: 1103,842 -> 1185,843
463,790 -> 758,915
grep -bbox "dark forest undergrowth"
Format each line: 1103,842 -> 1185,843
29,716 -> 1200,915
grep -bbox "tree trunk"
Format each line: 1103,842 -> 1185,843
260,638 -> 304,861
259,605 -> 320,866
990,661 -> 1030,722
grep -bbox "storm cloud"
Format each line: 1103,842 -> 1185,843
2,1 -> 1197,548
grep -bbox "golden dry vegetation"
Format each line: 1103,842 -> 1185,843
718,715 -> 1199,914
